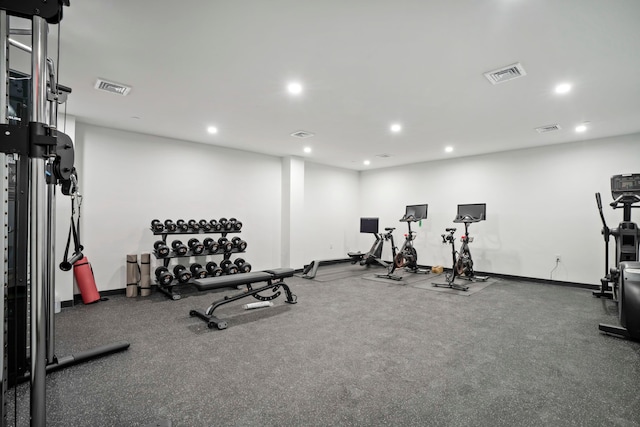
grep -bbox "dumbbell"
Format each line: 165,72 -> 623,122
151,219 -> 165,232
199,219 -> 212,232
218,237 -> 233,252
203,237 -> 219,254
220,259 -> 239,275
155,266 -> 174,285
154,240 -> 170,258
234,258 -> 252,273
205,261 -> 223,277
209,219 -> 222,231
231,237 -> 247,252
223,218 -> 234,231
164,219 -> 177,232
171,240 -> 188,256
189,263 -> 207,279
176,219 -> 189,232
173,264 -> 192,283
219,217 -> 234,231
188,238 -> 205,255
229,218 -> 243,230
188,219 -> 200,232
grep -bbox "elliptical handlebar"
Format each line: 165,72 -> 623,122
595,192 -> 611,241
609,193 -> 640,208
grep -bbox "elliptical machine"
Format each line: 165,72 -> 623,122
433,203 -> 488,291
594,173 -> 640,340
394,204 -> 429,274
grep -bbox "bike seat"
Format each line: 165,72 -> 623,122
385,227 -> 395,231
445,228 -> 456,232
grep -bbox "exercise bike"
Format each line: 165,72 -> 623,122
433,203 -> 488,291
594,173 -> 640,340
394,204 -> 430,274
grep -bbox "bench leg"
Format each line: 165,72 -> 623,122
189,310 -> 228,330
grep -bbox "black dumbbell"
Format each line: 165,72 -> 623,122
188,238 -> 205,255
205,261 -> 223,277
209,219 -> 222,232
234,258 -> 252,273
219,218 -> 229,230
188,219 -> 200,232
199,219 -> 212,231
173,265 -> 192,283
231,237 -> 247,252
189,263 -> 207,279
171,240 -> 188,256
176,219 -> 189,232
151,219 -> 165,232
155,266 -> 174,285
218,237 -> 233,252
220,259 -> 239,275
233,220 -> 243,231
154,240 -> 170,258
203,237 -> 217,253
164,219 -> 177,232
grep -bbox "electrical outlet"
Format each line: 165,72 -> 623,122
555,254 -> 561,263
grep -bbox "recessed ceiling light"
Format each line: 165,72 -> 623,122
390,123 -> 402,133
363,160 -> 371,166
287,82 -> 303,95
207,126 -> 218,134
303,147 -> 311,153
575,124 -> 587,133
555,83 -> 572,94
445,146 -> 454,153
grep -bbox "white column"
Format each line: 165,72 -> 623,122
281,156 -> 305,268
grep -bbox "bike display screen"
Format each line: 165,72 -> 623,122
455,203 -> 486,222
360,217 -> 379,234
405,204 -> 427,220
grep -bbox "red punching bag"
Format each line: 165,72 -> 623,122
73,256 -> 100,304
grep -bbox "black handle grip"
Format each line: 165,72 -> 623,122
595,192 -> 602,210
59,251 -> 84,271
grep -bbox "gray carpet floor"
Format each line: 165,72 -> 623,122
7,265 -> 640,427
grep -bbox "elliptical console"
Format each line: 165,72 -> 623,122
595,173 -> 640,340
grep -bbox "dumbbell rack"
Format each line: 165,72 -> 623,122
151,226 -> 245,300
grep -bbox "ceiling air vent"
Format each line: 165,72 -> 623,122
375,154 -> 392,158
535,124 -> 561,133
290,130 -> 315,139
94,78 -> 131,96
484,62 -> 527,85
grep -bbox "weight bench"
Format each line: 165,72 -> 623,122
189,268 -> 297,330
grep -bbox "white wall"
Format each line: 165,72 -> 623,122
66,123 -> 640,297
303,162 -> 360,261
73,123 -> 282,294
359,133 -> 640,285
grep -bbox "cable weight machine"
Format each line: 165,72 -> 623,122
0,2 -> 129,426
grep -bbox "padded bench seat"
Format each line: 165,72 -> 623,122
192,268 -> 295,291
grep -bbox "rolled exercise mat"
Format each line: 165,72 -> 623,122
73,256 -> 101,304
126,254 -> 139,297
140,253 -> 151,297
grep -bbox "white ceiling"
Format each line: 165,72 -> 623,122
9,0 -> 640,170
